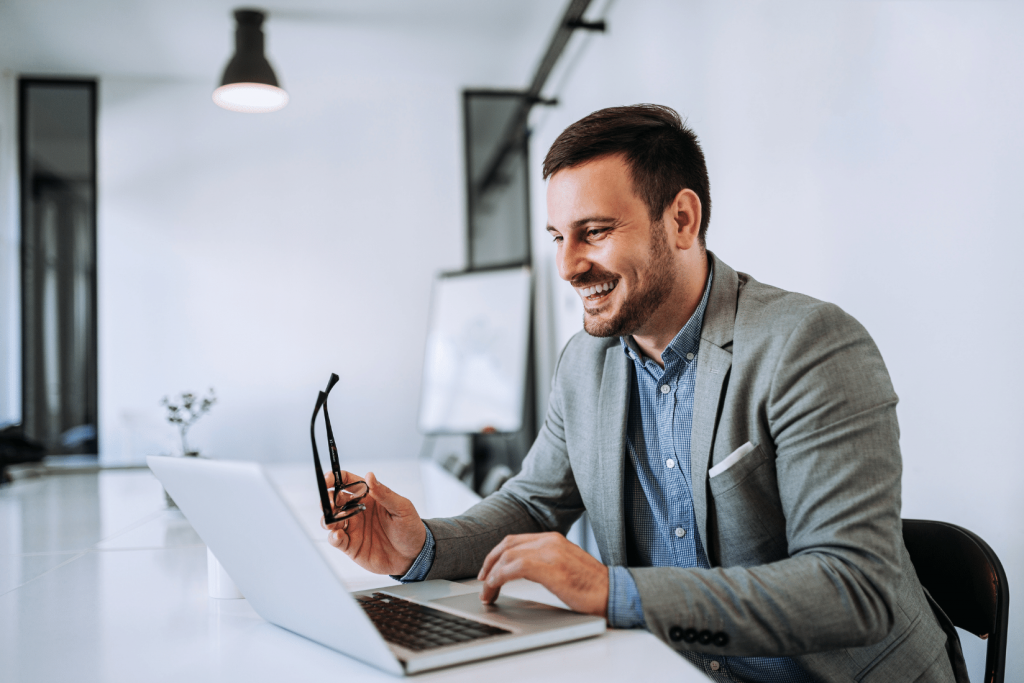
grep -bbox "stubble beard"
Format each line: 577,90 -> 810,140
582,223 -> 675,338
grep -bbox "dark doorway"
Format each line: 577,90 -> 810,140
19,79 -> 98,456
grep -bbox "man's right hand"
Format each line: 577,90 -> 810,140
321,470 -> 427,577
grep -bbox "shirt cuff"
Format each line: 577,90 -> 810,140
392,524 -> 436,583
607,566 -> 647,629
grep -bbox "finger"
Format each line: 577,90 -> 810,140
478,536 -> 511,581
324,469 -> 359,490
325,516 -> 350,531
480,554 -> 529,604
328,525 -> 350,552
365,471 -> 414,516
477,534 -> 540,581
480,582 -> 502,605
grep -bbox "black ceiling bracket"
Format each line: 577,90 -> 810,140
567,19 -> 606,32
529,96 -> 560,107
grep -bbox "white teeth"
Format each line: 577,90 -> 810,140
580,280 -> 617,297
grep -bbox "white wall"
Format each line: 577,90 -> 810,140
529,1 -> 1024,678
97,74 -> 467,465
0,4 -> 564,465
95,60 -> 542,465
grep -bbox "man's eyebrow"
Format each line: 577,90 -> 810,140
572,215 -> 619,230
547,216 -> 620,233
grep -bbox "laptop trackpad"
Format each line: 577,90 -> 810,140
378,579 -> 480,602
432,593 -> 587,630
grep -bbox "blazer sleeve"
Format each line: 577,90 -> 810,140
629,302 -> 905,656
422,338 -> 587,581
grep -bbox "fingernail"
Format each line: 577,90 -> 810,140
329,531 -> 338,543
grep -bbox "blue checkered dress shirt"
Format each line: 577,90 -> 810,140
607,268 -> 813,683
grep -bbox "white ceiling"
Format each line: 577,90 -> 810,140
0,0 -> 567,89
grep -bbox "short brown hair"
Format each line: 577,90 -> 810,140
542,104 -> 711,244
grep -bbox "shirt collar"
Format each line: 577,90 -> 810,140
620,264 -> 714,365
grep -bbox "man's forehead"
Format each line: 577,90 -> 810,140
546,155 -> 641,227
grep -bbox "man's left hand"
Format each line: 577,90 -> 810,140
476,532 -> 608,618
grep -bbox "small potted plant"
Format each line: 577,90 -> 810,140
162,389 -> 217,457
161,389 -> 216,508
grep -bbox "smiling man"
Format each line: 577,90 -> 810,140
324,105 -> 964,682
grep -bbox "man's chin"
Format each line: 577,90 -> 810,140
583,312 -> 624,338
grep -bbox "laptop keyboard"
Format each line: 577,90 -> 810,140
357,592 -> 511,652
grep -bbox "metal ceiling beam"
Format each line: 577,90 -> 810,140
472,0 -> 604,197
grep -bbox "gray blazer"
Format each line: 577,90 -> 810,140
423,254 -> 962,682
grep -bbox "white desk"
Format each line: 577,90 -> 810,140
0,461 -> 703,682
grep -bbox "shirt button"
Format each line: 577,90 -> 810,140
709,661 -> 720,672
675,527 -> 686,538
666,458 -> 674,468
686,352 -> 694,361
629,352 -> 637,360
660,384 -> 670,394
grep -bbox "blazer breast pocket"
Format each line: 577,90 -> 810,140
707,442 -> 788,565
709,441 -> 757,481
708,441 -> 767,492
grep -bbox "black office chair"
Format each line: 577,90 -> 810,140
903,519 -> 1010,683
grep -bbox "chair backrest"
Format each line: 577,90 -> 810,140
903,518 -> 1010,683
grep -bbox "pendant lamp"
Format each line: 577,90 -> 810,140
213,9 -> 288,113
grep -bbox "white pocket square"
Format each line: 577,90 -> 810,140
709,441 -> 756,479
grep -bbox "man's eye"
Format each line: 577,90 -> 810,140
551,235 -> 563,244
587,228 -> 608,239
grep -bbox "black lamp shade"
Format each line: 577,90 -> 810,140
213,9 -> 288,113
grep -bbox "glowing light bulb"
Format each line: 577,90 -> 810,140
212,83 -> 289,113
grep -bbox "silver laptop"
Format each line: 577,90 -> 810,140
148,455 -> 605,675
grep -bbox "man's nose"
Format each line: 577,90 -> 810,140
556,238 -> 590,282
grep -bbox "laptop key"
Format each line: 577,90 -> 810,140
358,593 -> 512,652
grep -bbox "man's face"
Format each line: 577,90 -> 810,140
546,154 -> 675,338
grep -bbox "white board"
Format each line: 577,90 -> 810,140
418,268 -> 531,434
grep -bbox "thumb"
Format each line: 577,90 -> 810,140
366,472 -> 412,516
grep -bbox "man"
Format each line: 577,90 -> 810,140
324,105 -> 965,682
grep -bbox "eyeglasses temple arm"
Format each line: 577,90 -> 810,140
323,373 -> 343,489
322,402 -> 343,488
311,391 -> 335,520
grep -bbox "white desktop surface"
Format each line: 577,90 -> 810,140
0,460 -> 704,682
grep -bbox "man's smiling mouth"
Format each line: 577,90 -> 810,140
577,279 -> 619,300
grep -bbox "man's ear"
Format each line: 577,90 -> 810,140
666,188 -> 702,250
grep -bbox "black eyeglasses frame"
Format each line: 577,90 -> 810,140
311,373 -> 367,524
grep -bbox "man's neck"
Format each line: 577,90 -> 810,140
630,256 -> 709,368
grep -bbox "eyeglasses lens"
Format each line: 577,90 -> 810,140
332,480 -> 368,518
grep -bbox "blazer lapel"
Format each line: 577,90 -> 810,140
691,253 -> 737,547
595,344 -> 630,566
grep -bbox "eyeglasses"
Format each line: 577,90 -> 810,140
311,373 -> 368,524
